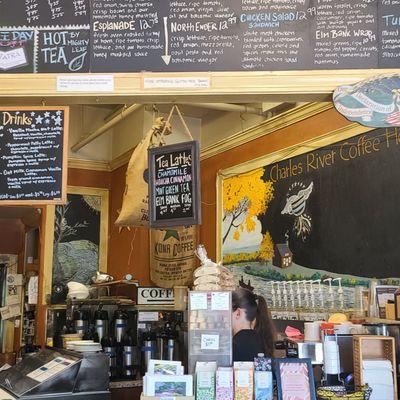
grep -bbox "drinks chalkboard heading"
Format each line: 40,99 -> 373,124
0,107 -> 68,204
148,141 -> 201,228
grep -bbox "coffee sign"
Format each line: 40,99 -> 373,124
137,287 -> 174,305
148,141 -> 201,228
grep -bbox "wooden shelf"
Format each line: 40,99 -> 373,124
0,69 -> 398,104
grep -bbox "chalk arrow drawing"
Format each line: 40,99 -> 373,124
162,17 -> 171,65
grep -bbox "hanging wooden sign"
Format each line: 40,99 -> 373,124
0,106 -> 68,204
148,140 -> 201,228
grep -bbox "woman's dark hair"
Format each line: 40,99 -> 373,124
232,287 -> 275,357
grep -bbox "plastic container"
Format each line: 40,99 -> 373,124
188,291 -> 232,374
61,333 -> 83,349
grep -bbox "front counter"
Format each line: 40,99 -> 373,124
0,348 -> 110,400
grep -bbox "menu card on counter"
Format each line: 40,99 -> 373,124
0,107 -> 68,204
148,140 -> 201,228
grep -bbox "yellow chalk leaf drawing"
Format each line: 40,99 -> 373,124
223,168 -> 274,244
259,231 -> 274,261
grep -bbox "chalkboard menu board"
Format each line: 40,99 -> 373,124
0,0 -> 90,73
0,107 -> 68,204
148,141 -> 201,228
0,0 -> 398,73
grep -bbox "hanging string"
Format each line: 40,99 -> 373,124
127,227 -> 138,266
152,104 -> 159,123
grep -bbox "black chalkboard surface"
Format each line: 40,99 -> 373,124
0,107 -> 68,204
90,0 -> 399,73
0,0 -> 398,73
0,0 -> 90,27
148,141 -> 201,228
261,127 -> 400,279
0,0 -> 90,73
37,29 -> 90,73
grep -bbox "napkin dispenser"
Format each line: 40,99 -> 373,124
285,339 -> 324,365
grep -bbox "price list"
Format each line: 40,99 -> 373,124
0,108 -> 67,203
149,141 -> 201,228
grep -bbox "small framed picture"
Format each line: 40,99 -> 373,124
275,358 -> 316,400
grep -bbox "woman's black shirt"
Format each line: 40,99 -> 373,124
233,329 -> 264,362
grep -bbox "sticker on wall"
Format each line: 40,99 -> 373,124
333,74 -> 400,128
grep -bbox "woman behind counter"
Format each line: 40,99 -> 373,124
232,287 -> 275,362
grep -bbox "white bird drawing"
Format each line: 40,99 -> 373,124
282,182 -> 313,240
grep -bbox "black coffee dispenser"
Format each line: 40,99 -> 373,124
94,305 -> 109,343
121,333 -> 138,379
101,335 -> 118,379
72,307 -> 90,337
141,330 -> 156,374
113,308 -> 128,343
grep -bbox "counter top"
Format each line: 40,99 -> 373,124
110,380 -> 143,389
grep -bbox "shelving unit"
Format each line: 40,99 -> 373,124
353,335 -> 397,399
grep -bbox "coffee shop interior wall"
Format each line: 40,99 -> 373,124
100,105 -> 352,284
19,102 -> 352,346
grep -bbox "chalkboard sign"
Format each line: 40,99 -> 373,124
0,0 -> 398,74
148,141 -> 201,228
0,0 -> 90,73
0,107 -> 68,204
89,0 -> 398,72
0,0 -> 90,27
37,29 -> 90,73
222,127 -> 400,281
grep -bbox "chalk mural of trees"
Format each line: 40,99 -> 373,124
51,194 -> 102,303
222,168 -> 274,253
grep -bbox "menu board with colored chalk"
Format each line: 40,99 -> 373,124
0,0 -> 398,73
148,141 -> 201,228
0,107 -> 68,204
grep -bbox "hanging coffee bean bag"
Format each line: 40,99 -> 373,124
115,117 -> 172,227
150,225 -> 197,288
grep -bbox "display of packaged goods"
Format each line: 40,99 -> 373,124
253,353 -> 273,400
188,291 -> 232,373
254,354 -> 272,372
141,396 -> 195,400
254,370 -> 273,400
195,361 -> 217,400
216,367 -> 234,400
234,362 -> 254,400
143,374 -> 193,397
147,359 -> 184,375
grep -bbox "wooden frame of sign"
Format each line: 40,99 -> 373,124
0,106 -> 68,204
148,140 -> 201,228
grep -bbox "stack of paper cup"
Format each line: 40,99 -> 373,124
304,322 -> 321,342
323,341 -> 340,375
